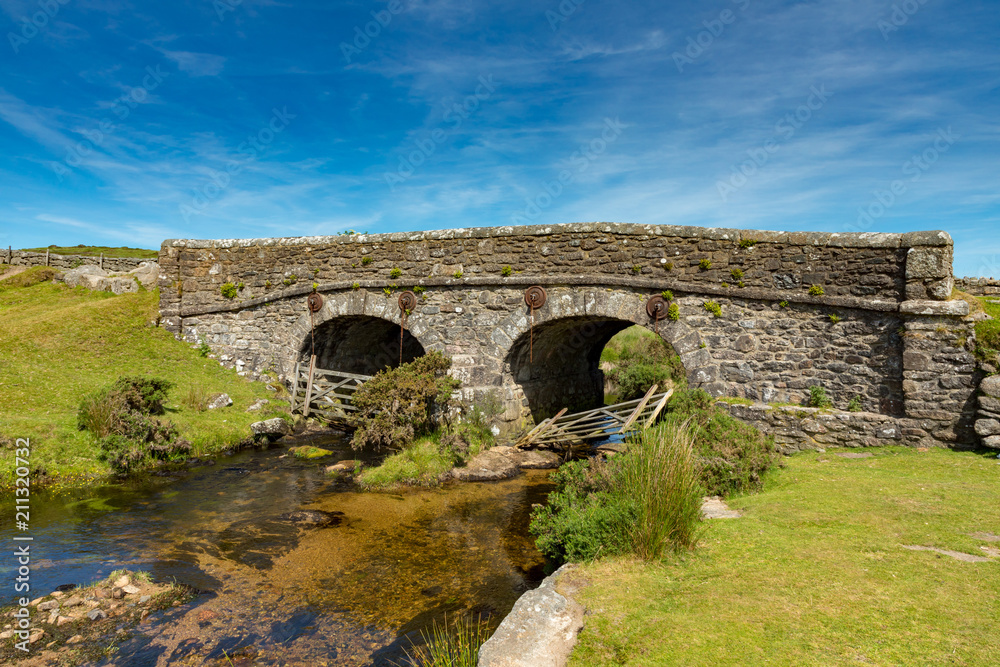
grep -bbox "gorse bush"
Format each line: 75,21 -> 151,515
77,376 -> 189,474
662,389 -> 778,497
530,420 -> 703,563
350,351 -> 461,451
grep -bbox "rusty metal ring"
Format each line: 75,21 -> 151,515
646,295 -> 668,319
307,292 -> 324,313
398,290 -> 418,312
524,285 -> 547,310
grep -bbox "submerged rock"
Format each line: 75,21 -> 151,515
289,445 -> 332,459
276,509 -> 344,527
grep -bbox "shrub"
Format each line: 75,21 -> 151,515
413,285 -> 426,295
661,290 -> 674,301
667,302 -> 680,321
808,284 -> 825,296
703,301 -> 722,317
699,259 -> 712,270
662,389 -> 778,497
664,262 -> 674,271
737,280 -> 746,288
501,265 -> 513,277
605,330 -> 686,400
529,420 -> 703,563
77,376 -> 186,474
362,256 -> 373,265
779,300 -> 789,308
738,238 -> 758,249
352,282 -> 360,290
390,267 -> 402,278
453,270 -> 463,279
730,268 -> 744,280
350,351 -> 461,452
847,395 -> 863,412
829,313 -> 842,324
220,282 -> 238,299
806,385 -> 833,408
632,265 -> 643,274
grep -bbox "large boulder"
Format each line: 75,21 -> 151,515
61,265 -> 108,288
126,261 -> 159,288
251,417 -> 291,439
451,446 -> 520,481
478,564 -> 586,667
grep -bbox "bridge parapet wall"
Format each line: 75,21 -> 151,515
158,223 -> 977,449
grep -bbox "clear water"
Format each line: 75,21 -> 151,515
1,437 -> 554,665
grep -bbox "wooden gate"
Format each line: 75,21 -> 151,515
289,356 -> 372,424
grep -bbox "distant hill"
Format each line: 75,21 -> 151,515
21,245 -> 159,259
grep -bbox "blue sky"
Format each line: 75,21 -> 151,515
0,0 -> 997,277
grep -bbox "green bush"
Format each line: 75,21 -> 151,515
350,351 -> 461,452
806,385 -> 832,408
530,420 -> 703,563
808,284 -> 825,296
361,256 -> 373,265
220,282 -> 238,299
390,267 -> 402,278
501,265 -> 513,277
662,389 -> 778,497
699,259 -> 712,270
738,238 -> 758,249
661,290 -> 674,301
730,268 -> 744,280
77,376 -> 187,474
605,328 -> 686,400
847,395 -> 863,412
667,302 -> 680,321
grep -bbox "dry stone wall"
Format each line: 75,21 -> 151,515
954,276 -> 1000,297
158,223 -> 978,448
1,248 -> 146,273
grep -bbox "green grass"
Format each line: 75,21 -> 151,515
601,326 -> 662,363
20,245 -> 159,259
569,447 -> 1000,666
0,270 -> 281,487
357,437 -> 456,489
974,295 -> 1000,366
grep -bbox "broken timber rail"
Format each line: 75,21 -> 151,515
514,384 -> 673,449
289,356 -> 372,425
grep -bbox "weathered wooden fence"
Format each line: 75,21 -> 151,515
515,385 -> 673,449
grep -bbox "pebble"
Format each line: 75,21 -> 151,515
114,575 -> 131,588
123,584 -> 141,595
67,634 -> 84,644
87,609 -> 107,621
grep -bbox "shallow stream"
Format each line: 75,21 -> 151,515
1,437 -> 554,665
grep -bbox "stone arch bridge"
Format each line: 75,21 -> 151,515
159,223 -> 977,448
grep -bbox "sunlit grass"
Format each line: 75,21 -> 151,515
570,447 -> 1000,666
0,274 -> 280,487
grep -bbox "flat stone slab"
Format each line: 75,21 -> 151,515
902,545 -> 993,563
514,450 -> 561,469
452,447 -> 520,481
701,496 -> 741,519
478,564 -> 585,667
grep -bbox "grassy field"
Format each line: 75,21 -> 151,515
601,326 -> 661,364
570,447 -> 1000,666
0,268 -> 282,487
19,245 -> 159,259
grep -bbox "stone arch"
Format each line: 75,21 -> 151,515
289,292 -> 441,376
489,287 -> 717,422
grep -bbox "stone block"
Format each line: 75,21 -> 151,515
974,419 -> 1000,437
906,247 -> 949,279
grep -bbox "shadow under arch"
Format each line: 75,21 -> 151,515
505,315 -> 641,421
300,315 -> 425,376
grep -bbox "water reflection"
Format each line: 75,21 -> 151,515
1,437 -> 553,665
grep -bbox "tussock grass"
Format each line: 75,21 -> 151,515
570,448 -> 1000,666
357,437 -> 455,489
0,275 -> 279,486
403,614 -> 492,667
